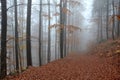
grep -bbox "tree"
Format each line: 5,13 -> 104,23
47,0 -> 51,63
93,0 -> 120,41
60,0 -> 64,58
100,8 -> 103,41
14,0 -> 20,72
63,0 -> 67,57
112,0 -> 115,40
117,0 -> 120,37
39,0 -> 42,66
106,0 -> 109,39
53,0 -> 59,59
26,0 -> 32,66
0,0 -> 7,78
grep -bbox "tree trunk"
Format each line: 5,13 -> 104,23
54,3 -> 58,59
63,0 -> 67,57
60,0 -> 64,58
39,0 -> 42,66
14,0 -> 20,72
97,11 -> 100,43
100,8 -> 103,41
26,0 -> 32,67
106,0 -> 109,39
47,0 -> 51,62
0,0 -> 7,78
112,0 -> 115,40
117,0 -> 120,37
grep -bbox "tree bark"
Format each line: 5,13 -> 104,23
47,0 -> 51,62
63,0 -> 67,57
39,0 -> 42,66
60,0 -> 64,58
0,0 -> 7,78
26,0 -> 32,66
106,0 -> 109,39
117,0 -> 120,37
112,0 -> 115,40
100,8 -> 103,41
14,0 -> 20,72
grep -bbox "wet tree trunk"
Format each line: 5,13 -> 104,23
0,0 -> 7,78
39,0 -> 42,66
60,0 -> 64,58
14,0 -> 20,72
26,0 -> 32,66
47,0 -> 51,62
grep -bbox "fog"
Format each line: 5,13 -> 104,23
1,0 -> 98,71
28,0 -> 96,66
1,0 -> 120,79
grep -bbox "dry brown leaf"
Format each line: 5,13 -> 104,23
116,15 -> 120,20
62,8 -> 71,15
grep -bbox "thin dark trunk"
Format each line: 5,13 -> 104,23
39,0 -> 42,66
67,3 -> 70,53
97,20 -> 100,43
0,0 -> 7,78
63,0 -> 67,57
71,33 -> 73,51
112,0 -> 115,40
55,30 -> 58,59
26,0 -> 32,66
14,0 -> 19,72
106,0 -> 109,39
47,0 -> 51,62
117,0 -> 120,37
100,8 -> 103,41
60,0 -> 64,58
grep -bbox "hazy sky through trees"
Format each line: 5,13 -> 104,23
30,0 -> 95,53
79,0 -> 95,51
82,0 -> 93,26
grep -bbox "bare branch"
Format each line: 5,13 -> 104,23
7,3 -> 56,11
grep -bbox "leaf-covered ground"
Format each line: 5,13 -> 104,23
5,40 -> 120,80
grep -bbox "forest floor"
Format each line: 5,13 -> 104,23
4,39 -> 120,80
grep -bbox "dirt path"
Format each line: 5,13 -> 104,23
6,54 -> 119,80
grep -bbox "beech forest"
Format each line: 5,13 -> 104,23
0,0 -> 120,79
